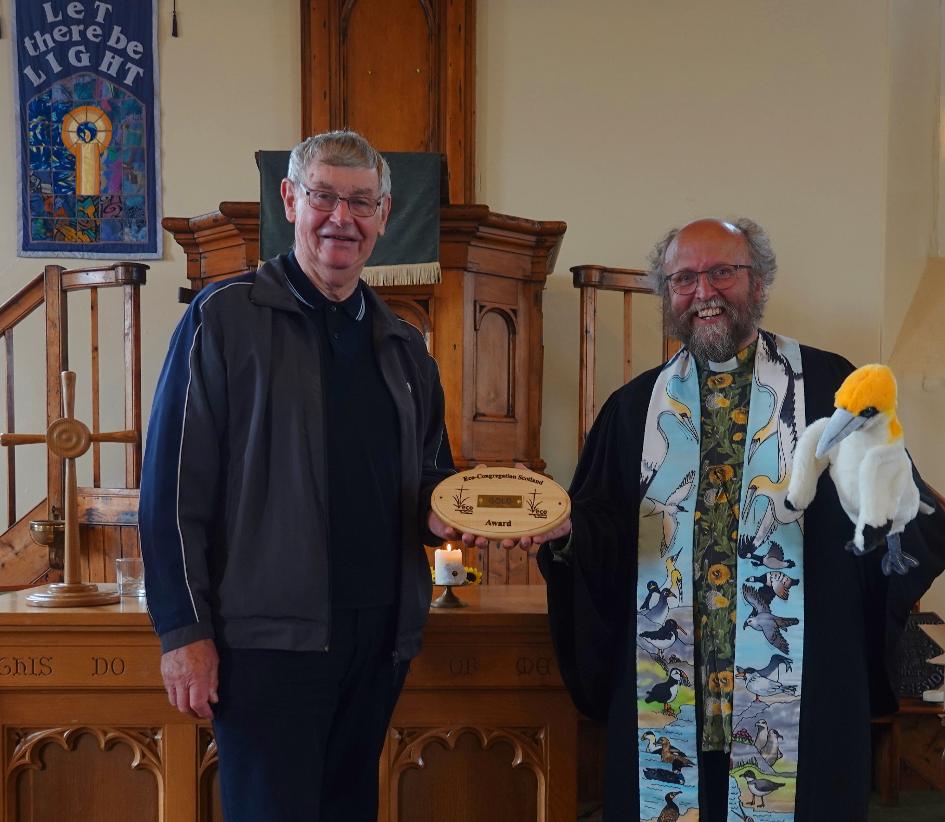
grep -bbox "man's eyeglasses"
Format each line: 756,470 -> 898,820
297,183 -> 382,218
665,264 -> 751,296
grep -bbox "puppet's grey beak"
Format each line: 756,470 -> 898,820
816,408 -> 866,458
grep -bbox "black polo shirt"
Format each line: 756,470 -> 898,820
283,253 -> 402,608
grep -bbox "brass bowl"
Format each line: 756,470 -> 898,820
29,519 -> 64,547
29,520 -> 66,570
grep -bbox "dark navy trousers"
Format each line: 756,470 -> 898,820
212,606 -> 409,822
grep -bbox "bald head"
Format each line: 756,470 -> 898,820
665,220 -> 751,281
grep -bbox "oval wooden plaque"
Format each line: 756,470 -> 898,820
431,467 -> 570,540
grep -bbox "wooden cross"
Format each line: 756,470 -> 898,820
1,372 -> 137,607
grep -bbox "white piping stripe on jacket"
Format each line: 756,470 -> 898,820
174,282 -> 252,622
284,274 -> 367,321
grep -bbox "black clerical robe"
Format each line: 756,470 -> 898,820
538,344 -> 945,822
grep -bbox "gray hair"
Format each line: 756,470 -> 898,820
286,130 -> 391,197
646,217 -> 777,299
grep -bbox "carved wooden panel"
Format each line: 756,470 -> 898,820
198,727 -> 224,822
381,293 -> 434,351
7,726 -> 161,821
343,0 -> 438,152
474,305 -> 516,420
467,274 -> 527,464
390,726 -> 543,822
302,0 -> 476,203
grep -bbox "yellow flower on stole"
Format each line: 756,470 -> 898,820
707,465 -> 734,484
730,408 -> 749,424
707,374 -> 733,389
706,393 -> 731,409
705,590 -> 729,610
708,564 -> 731,586
717,671 -> 735,693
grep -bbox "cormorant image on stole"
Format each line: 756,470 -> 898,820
537,217 -> 945,822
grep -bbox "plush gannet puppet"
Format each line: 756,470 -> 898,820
786,364 -> 932,575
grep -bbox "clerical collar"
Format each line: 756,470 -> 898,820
707,339 -> 757,373
282,252 -> 366,320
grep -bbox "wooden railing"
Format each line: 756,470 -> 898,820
0,262 -> 147,588
571,264 -> 681,451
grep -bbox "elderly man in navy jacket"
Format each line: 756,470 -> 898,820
140,130 -> 466,822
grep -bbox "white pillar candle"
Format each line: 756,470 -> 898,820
434,544 -> 465,585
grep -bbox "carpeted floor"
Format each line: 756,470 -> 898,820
577,791 -> 945,821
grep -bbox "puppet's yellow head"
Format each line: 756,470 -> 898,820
818,364 -> 902,456
835,364 -> 897,417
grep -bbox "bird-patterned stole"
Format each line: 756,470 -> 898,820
635,331 -> 806,821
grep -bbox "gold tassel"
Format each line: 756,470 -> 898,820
361,261 -> 442,287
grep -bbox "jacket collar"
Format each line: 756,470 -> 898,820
250,256 -> 411,341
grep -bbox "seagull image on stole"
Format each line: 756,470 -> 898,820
641,371 -> 698,497
738,335 -> 804,561
640,470 -> 696,557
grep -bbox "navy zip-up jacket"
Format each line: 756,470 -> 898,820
138,256 -> 455,659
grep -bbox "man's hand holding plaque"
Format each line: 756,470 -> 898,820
428,464 -> 572,552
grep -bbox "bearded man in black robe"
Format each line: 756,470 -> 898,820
527,218 -> 945,821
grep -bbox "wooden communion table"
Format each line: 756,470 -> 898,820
0,585 -> 576,822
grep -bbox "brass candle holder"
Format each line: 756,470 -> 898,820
28,518 -> 65,573
431,581 -> 467,608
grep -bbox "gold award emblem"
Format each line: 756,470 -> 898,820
431,466 -> 570,540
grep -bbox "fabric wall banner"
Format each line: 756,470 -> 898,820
13,0 -> 162,259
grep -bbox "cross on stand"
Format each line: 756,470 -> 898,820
1,371 -> 137,607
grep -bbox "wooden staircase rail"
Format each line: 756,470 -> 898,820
0,262 -> 147,587
571,264 -> 681,452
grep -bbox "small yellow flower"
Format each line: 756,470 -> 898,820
730,408 -> 749,425
708,374 -> 733,389
717,671 -> 735,693
721,701 -> 733,715
731,530 -> 739,540
716,491 -> 729,504
706,393 -> 731,409
708,563 -> 731,586
706,698 -> 723,716
708,672 -> 721,693
732,505 -> 739,518
730,611 -> 738,622
694,511 -> 702,521
707,465 -> 735,484
705,590 -> 729,610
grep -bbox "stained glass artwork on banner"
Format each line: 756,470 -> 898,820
13,0 -> 161,258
